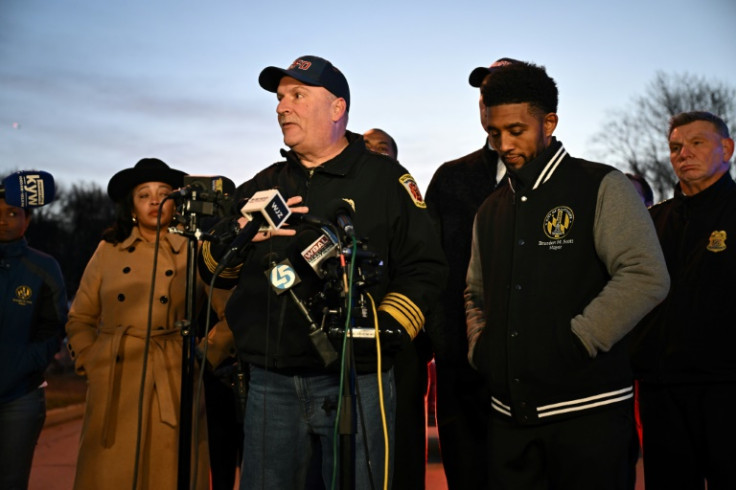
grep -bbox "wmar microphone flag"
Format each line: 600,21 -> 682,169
1,170 -> 56,208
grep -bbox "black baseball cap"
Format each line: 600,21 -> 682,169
468,57 -> 521,87
259,55 -> 351,111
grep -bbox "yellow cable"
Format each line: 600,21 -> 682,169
368,292 -> 389,490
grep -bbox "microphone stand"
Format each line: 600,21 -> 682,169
173,204 -> 207,490
338,244 -> 357,490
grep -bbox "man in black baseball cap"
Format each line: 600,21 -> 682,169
259,55 -> 350,111
423,56 -> 519,490
198,54 -> 447,489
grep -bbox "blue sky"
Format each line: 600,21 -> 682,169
2,0 -> 735,194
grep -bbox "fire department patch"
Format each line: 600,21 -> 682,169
399,174 -> 426,208
707,230 -> 727,253
12,285 -> 33,306
543,206 -> 574,239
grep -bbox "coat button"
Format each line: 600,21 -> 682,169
118,294 -> 125,301
510,331 -> 519,338
160,296 -> 168,304
123,267 -> 131,273
165,269 -> 174,276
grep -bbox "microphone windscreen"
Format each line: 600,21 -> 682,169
2,170 -> 56,208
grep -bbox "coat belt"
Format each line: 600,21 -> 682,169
99,324 -> 180,447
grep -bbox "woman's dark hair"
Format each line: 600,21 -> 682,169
101,191 -> 135,244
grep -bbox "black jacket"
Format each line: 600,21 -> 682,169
465,139 -> 669,425
199,132 -> 447,373
425,141 -> 505,363
0,238 -> 67,403
631,172 -> 736,385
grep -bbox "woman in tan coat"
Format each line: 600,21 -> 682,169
66,158 -> 214,489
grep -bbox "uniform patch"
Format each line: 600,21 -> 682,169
12,285 -> 33,306
342,198 -> 356,213
399,174 -> 426,209
543,206 -> 574,239
707,230 -> 727,253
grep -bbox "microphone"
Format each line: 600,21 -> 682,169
328,198 -> 355,240
214,189 -> 290,270
1,170 -> 55,208
172,175 -> 235,201
263,253 -> 338,367
299,229 -> 339,278
241,189 -> 291,231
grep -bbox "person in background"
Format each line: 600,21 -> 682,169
465,61 -> 670,489
198,55 -> 447,489
363,128 -> 399,160
0,186 -> 68,490
424,57 -> 516,489
626,173 -> 654,207
65,158 -> 212,489
363,127 -> 431,490
630,111 -> 736,489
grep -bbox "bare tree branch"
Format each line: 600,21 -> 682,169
590,72 -> 736,202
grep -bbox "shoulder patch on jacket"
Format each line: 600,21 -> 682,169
399,174 -> 426,209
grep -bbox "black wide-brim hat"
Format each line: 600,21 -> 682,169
107,158 -> 186,202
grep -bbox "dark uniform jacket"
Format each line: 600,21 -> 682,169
200,131 -> 447,373
465,139 -> 669,425
425,141 -> 505,363
0,238 -> 67,404
631,172 -> 736,385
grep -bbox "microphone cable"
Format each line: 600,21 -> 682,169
329,235 -> 390,490
131,200 -> 165,490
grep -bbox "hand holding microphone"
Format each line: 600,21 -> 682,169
247,195 -> 308,242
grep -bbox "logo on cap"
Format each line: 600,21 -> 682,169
290,59 -> 313,71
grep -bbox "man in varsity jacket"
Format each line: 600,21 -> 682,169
464,61 -> 670,489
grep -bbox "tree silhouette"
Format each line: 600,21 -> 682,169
590,71 -> 736,202
26,182 -> 115,297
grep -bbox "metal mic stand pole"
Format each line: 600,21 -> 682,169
176,209 -> 200,490
339,324 -> 356,490
338,248 -> 356,490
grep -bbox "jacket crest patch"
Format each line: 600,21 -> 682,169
13,285 -> 33,306
399,174 -> 426,209
543,206 -> 574,239
707,230 -> 727,253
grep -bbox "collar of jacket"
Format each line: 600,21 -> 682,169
483,140 -> 507,189
118,226 -> 187,254
0,237 -> 28,260
0,237 -> 28,259
672,171 -> 736,209
506,137 -> 568,192
279,131 -> 364,177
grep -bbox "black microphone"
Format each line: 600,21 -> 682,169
171,175 -> 235,201
1,170 -> 55,208
214,189 -> 290,271
263,253 -> 338,367
328,198 -> 355,240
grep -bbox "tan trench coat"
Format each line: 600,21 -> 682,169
66,228 -> 233,489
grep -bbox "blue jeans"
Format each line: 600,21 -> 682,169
241,366 -> 395,490
0,387 -> 46,490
